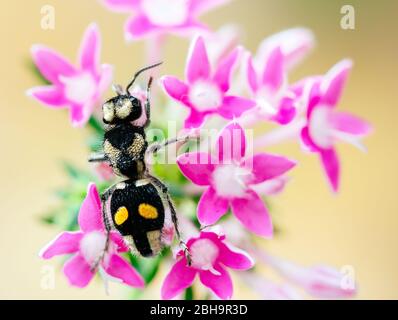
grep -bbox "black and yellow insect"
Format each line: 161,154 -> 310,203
89,63 -> 192,266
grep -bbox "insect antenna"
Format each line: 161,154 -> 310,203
126,62 -> 163,94
112,84 -> 124,96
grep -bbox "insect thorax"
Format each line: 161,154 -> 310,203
103,123 -> 148,179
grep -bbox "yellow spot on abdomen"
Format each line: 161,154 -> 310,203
115,207 -> 129,225
138,203 -> 158,219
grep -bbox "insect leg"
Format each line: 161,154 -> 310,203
166,195 -> 192,266
88,153 -> 107,163
143,76 -> 153,128
147,175 -> 192,266
146,134 -> 199,157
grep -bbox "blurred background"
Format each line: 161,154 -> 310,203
0,0 -> 397,299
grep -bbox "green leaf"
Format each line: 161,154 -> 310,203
128,252 -> 164,285
88,116 -> 104,135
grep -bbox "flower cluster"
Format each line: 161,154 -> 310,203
40,184 -> 144,288
30,1 -> 370,299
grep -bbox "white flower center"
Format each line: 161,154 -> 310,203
60,72 -> 97,105
80,231 -> 107,264
212,164 -> 251,198
189,81 -> 222,112
190,238 -> 219,274
256,96 -> 278,116
308,106 -> 334,148
142,0 -> 188,27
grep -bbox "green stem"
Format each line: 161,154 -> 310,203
184,286 -> 194,300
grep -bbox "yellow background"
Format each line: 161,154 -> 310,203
0,0 -> 397,299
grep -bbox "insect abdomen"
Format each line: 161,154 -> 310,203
109,180 -> 165,257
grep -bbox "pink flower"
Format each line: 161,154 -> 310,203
162,36 -> 256,128
201,24 -> 242,66
39,183 -> 144,289
177,122 -> 296,237
255,28 -> 315,72
244,46 -> 298,125
101,0 -> 230,41
259,252 -> 356,299
161,229 -> 254,300
301,60 -> 372,191
27,23 -> 113,127
241,272 -> 302,300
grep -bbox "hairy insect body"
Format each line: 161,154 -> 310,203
109,179 -> 166,257
88,63 -> 192,267
104,123 -> 148,179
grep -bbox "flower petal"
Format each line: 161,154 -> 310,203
39,231 -> 83,259
190,0 -> 231,15
102,0 -> 138,12
251,176 -> 289,196
98,64 -> 114,94
184,109 -> 206,128
198,187 -> 229,225
320,148 -> 340,192
161,76 -> 189,103
330,111 -> 372,136
242,272 -> 302,300
262,46 -> 284,93
69,100 -> 95,127
216,122 -> 246,163
186,36 -> 210,83
218,242 -> 254,270
280,28 -> 314,69
246,54 -> 258,93
213,47 -> 240,92
104,254 -> 145,288
161,258 -> 196,299
218,96 -> 256,119
27,86 -> 67,107
321,59 -> 352,107
31,45 -> 76,84
177,152 -> 215,185
63,254 -> 95,288
172,19 -> 209,36
243,153 -> 296,184
79,23 -> 101,72
110,232 -> 129,253
303,265 -> 357,299
300,126 -> 320,152
257,28 -> 315,71
272,96 -> 296,125
231,190 -> 273,237
262,253 -> 356,299
199,265 -> 233,300
78,183 -> 103,232
124,15 -> 156,40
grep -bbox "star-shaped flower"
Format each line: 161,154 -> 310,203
301,60 -> 372,191
101,0 -> 230,41
40,183 -> 144,289
162,36 -> 256,128
177,122 -> 296,237
27,23 -> 113,127
161,229 -> 254,300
